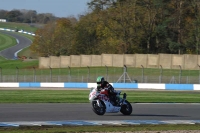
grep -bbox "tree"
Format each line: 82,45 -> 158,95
0,10 -> 8,19
87,0 -> 144,54
187,0 -> 200,54
30,18 -> 74,56
6,10 -> 22,22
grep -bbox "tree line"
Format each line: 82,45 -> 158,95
0,9 -> 58,24
30,0 -> 200,57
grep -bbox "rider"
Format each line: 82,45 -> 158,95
96,76 -> 118,105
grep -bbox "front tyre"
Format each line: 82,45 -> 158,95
120,100 -> 132,115
92,100 -> 106,115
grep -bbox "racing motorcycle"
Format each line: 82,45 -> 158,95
89,87 -> 132,115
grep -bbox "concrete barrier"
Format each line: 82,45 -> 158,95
39,54 -> 200,70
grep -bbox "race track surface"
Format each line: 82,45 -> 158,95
0,103 -> 199,122
0,31 -> 32,59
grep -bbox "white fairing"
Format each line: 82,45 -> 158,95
89,87 -> 98,101
104,100 -> 121,113
89,87 -> 121,113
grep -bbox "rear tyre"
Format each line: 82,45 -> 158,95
120,100 -> 132,115
92,100 -> 106,115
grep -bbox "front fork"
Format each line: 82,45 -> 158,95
96,99 -> 102,107
121,93 -> 127,105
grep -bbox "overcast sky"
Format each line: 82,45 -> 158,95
0,0 -> 90,17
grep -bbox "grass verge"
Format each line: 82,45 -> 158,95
0,22 -> 38,33
0,124 -> 200,133
0,59 -> 39,69
0,90 -> 199,103
0,32 -> 17,51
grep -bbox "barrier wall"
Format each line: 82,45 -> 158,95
102,54 -> 113,66
0,82 -> 200,90
60,56 -> 70,68
39,54 -> 200,70
0,28 -> 35,36
91,55 -> 101,66
71,55 -> 81,67
184,54 -> 198,69
159,54 -> 172,69
124,54 -> 135,67
81,55 -> 91,67
50,56 -> 60,68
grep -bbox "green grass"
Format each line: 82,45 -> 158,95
0,124 -> 199,133
0,32 -> 17,51
0,59 -> 39,69
0,56 -> 6,61
0,90 -> 199,103
0,22 -> 38,33
13,31 -> 35,41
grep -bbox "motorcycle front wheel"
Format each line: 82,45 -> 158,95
92,100 -> 106,115
120,100 -> 132,115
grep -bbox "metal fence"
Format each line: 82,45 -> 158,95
0,66 -> 200,84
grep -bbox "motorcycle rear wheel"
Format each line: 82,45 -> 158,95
120,100 -> 132,115
92,100 -> 106,115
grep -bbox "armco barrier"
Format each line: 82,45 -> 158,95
0,83 -> 200,90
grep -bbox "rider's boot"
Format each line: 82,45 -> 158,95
110,96 -> 117,106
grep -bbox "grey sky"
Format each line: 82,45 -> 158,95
0,0 -> 90,17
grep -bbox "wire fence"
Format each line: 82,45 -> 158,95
0,66 -> 200,84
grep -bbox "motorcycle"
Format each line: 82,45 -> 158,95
89,87 -> 132,115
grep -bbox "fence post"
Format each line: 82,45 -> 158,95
0,67 -> 2,82
179,65 -> 182,84
49,66 -> 52,82
16,67 -> 19,82
198,64 -> 200,84
68,66 -> 71,76
141,65 -> 144,83
124,65 -> 127,83
68,66 -> 71,82
105,65 -> 108,79
33,67 -> 36,82
159,65 -> 163,83
87,66 -> 90,82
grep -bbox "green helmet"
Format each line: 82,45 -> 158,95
96,76 -> 105,87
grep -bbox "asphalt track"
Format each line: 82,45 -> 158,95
0,31 -> 32,59
0,103 -> 199,122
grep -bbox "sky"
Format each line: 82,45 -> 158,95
0,0 -> 90,18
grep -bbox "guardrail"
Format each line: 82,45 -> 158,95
0,28 -> 35,36
0,82 -> 200,91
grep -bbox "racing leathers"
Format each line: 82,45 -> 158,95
97,80 -> 118,105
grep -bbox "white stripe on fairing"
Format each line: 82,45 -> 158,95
138,83 -> 165,89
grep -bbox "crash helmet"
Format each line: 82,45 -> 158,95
96,76 -> 105,87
